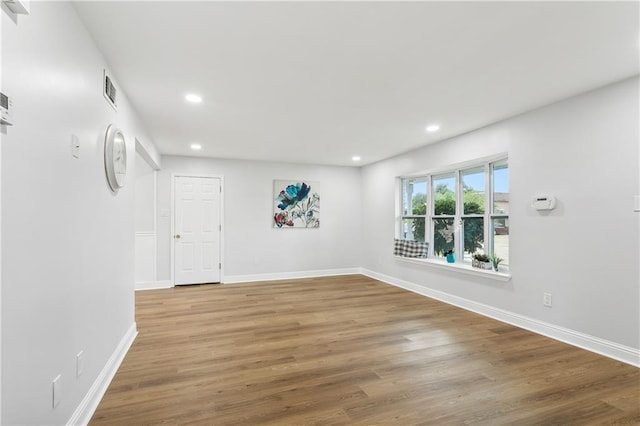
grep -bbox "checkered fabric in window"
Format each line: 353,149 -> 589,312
394,239 -> 428,258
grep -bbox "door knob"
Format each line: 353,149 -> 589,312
175,234 -> 181,239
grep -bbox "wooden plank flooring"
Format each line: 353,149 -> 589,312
90,275 -> 639,425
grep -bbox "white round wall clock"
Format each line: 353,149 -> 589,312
104,124 -> 127,192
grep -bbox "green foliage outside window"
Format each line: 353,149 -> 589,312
409,184 -> 485,256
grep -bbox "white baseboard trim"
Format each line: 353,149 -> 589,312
361,269 -> 640,368
223,268 -> 361,284
67,323 -> 138,426
135,280 -> 173,291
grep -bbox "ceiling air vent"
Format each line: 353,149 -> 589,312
103,70 -> 117,111
0,92 -> 12,126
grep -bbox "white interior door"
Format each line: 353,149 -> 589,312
174,176 -> 221,285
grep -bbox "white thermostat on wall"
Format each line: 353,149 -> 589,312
532,195 -> 556,211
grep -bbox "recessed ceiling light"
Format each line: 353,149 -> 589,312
185,93 -> 202,103
190,143 -> 202,150
352,156 -> 361,162
426,124 -> 440,133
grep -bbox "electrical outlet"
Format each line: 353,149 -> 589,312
76,351 -> 84,377
52,374 -> 62,408
71,134 -> 80,158
543,293 -> 553,308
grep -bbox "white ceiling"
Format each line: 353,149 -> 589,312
73,1 -> 639,167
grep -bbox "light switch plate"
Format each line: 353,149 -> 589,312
76,351 -> 84,377
52,374 -> 62,408
634,195 -> 639,212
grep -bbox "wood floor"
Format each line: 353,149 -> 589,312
90,275 -> 639,425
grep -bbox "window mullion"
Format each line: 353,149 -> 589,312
427,174 -> 434,257
485,163 -> 491,256
396,179 -> 403,240
456,169 -> 462,259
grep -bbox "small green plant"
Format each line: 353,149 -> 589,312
472,252 -> 491,269
489,255 -> 504,269
473,253 -> 490,263
444,249 -> 454,256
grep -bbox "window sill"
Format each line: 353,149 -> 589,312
394,256 -> 512,282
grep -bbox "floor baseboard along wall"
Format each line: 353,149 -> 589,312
361,268 -> 640,368
223,268 -> 361,284
67,324 -> 138,426
135,280 -> 173,291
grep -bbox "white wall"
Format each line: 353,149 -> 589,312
135,154 -> 155,233
134,154 -> 157,286
2,2 -> 156,424
135,137 -> 161,172
1,6 -> 636,425
0,8 -> 4,419
156,156 -> 363,282
361,77 -> 639,354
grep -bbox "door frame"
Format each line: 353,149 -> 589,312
170,173 -> 225,286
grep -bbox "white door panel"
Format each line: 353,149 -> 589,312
175,176 -> 221,285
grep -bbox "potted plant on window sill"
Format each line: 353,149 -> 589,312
489,255 -> 504,272
472,253 -> 492,270
444,250 -> 455,263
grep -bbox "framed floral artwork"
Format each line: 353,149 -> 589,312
273,180 -> 320,228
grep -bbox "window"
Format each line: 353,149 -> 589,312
398,157 -> 509,270
400,178 -> 427,242
491,161 -> 509,268
432,174 -> 456,255
461,168 -> 485,263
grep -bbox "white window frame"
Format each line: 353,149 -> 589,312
397,154 -> 510,280
399,177 -> 428,242
460,166 -> 488,263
